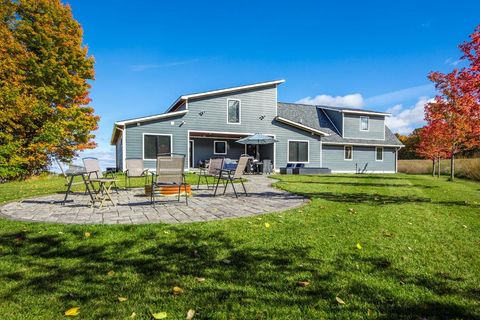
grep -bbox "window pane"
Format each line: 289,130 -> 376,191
288,141 -> 298,162
345,146 -> 352,159
360,117 -> 369,130
144,135 -> 171,159
228,100 -> 240,123
215,141 -> 226,154
376,147 -> 383,160
297,142 -> 308,162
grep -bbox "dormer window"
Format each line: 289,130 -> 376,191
227,99 -> 241,124
360,116 -> 369,131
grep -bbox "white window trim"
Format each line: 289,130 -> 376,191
287,139 -> 310,164
226,99 -> 241,125
344,145 -> 353,161
375,146 -> 384,162
360,116 -> 369,131
142,133 -> 173,161
213,140 -> 227,155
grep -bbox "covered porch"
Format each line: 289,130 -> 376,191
188,130 -> 276,170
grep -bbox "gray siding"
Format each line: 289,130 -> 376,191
125,114 -> 187,169
322,145 -> 396,173
323,109 -> 343,134
343,114 -> 385,140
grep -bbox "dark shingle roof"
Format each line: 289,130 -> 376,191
277,102 -> 403,146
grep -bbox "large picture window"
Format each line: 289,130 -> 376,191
227,99 -> 240,124
360,116 -> 369,131
143,134 -> 171,160
288,140 -> 308,163
344,145 -> 353,160
214,141 -> 227,155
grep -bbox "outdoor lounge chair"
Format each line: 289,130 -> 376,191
213,155 -> 249,198
151,153 -> 188,206
83,157 -> 120,193
196,157 -> 224,190
124,159 -> 149,188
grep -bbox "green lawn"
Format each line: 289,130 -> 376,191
0,174 -> 479,319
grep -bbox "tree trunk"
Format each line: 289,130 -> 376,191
432,158 -> 436,176
437,157 -> 441,177
450,154 -> 455,181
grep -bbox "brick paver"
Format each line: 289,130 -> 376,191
0,175 -> 307,224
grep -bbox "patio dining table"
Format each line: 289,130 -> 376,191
62,170 -> 117,208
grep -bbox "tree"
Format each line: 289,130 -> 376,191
0,0 -> 98,180
416,124 -> 448,177
425,25 -> 480,180
396,129 -> 422,159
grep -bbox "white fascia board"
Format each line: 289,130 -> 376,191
180,80 -> 285,100
115,110 -> 188,126
322,141 -> 404,147
275,116 -> 331,136
342,109 -> 391,117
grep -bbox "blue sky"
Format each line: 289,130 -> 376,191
66,0 -> 480,168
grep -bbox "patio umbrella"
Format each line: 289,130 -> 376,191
236,133 -> 278,160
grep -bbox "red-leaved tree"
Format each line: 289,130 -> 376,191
425,25 -> 480,180
416,124 -> 448,176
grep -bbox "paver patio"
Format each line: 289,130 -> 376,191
0,175 -> 307,224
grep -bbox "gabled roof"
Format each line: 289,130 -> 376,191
277,102 -> 403,146
166,79 -> 285,112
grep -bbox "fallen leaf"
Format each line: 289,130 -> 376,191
58,231 -> 64,235
84,232 -> 91,238
356,243 -> 362,250
107,270 -> 115,276
256,217 -> 262,220
408,246 -> 413,251
130,312 -> 136,318
186,309 -> 195,319
118,297 -> 128,302
348,208 -> 357,214
194,277 -> 205,283
463,225 -> 468,228
152,311 -> 167,319
173,286 -> 184,295
335,296 -> 346,305
264,223 -> 270,228
368,309 -> 373,316
222,259 -> 231,264
297,280 -> 310,287
65,307 -> 80,316
163,231 -> 170,234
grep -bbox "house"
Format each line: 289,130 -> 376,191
110,80 -> 403,173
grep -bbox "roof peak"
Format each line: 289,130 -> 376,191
278,101 -> 390,116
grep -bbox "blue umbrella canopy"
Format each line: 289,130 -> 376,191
235,133 -> 279,145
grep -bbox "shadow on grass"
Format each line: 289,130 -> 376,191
278,181 -> 436,189
0,228 -> 478,318
295,191 -> 432,205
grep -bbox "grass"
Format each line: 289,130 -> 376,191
0,174 -> 479,319
398,158 -> 480,181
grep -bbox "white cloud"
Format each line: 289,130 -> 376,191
444,58 -> 461,67
385,96 -> 433,134
364,84 -> 434,107
296,93 -> 364,108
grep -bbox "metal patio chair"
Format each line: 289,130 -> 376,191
213,155 -> 249,198
196,157 -> 224,190
124,159 -> 149,188
151,153 -> 188,206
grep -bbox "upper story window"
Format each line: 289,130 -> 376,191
214,141 -> 227,155
360,116 -> 369,131
288,140 -> 309,163
227,99 -> 241,124
143,134 -> 171,160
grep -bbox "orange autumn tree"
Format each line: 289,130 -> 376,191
425,25 -> 480,180
0,0 -> 98,180
416,124 -> 448,176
